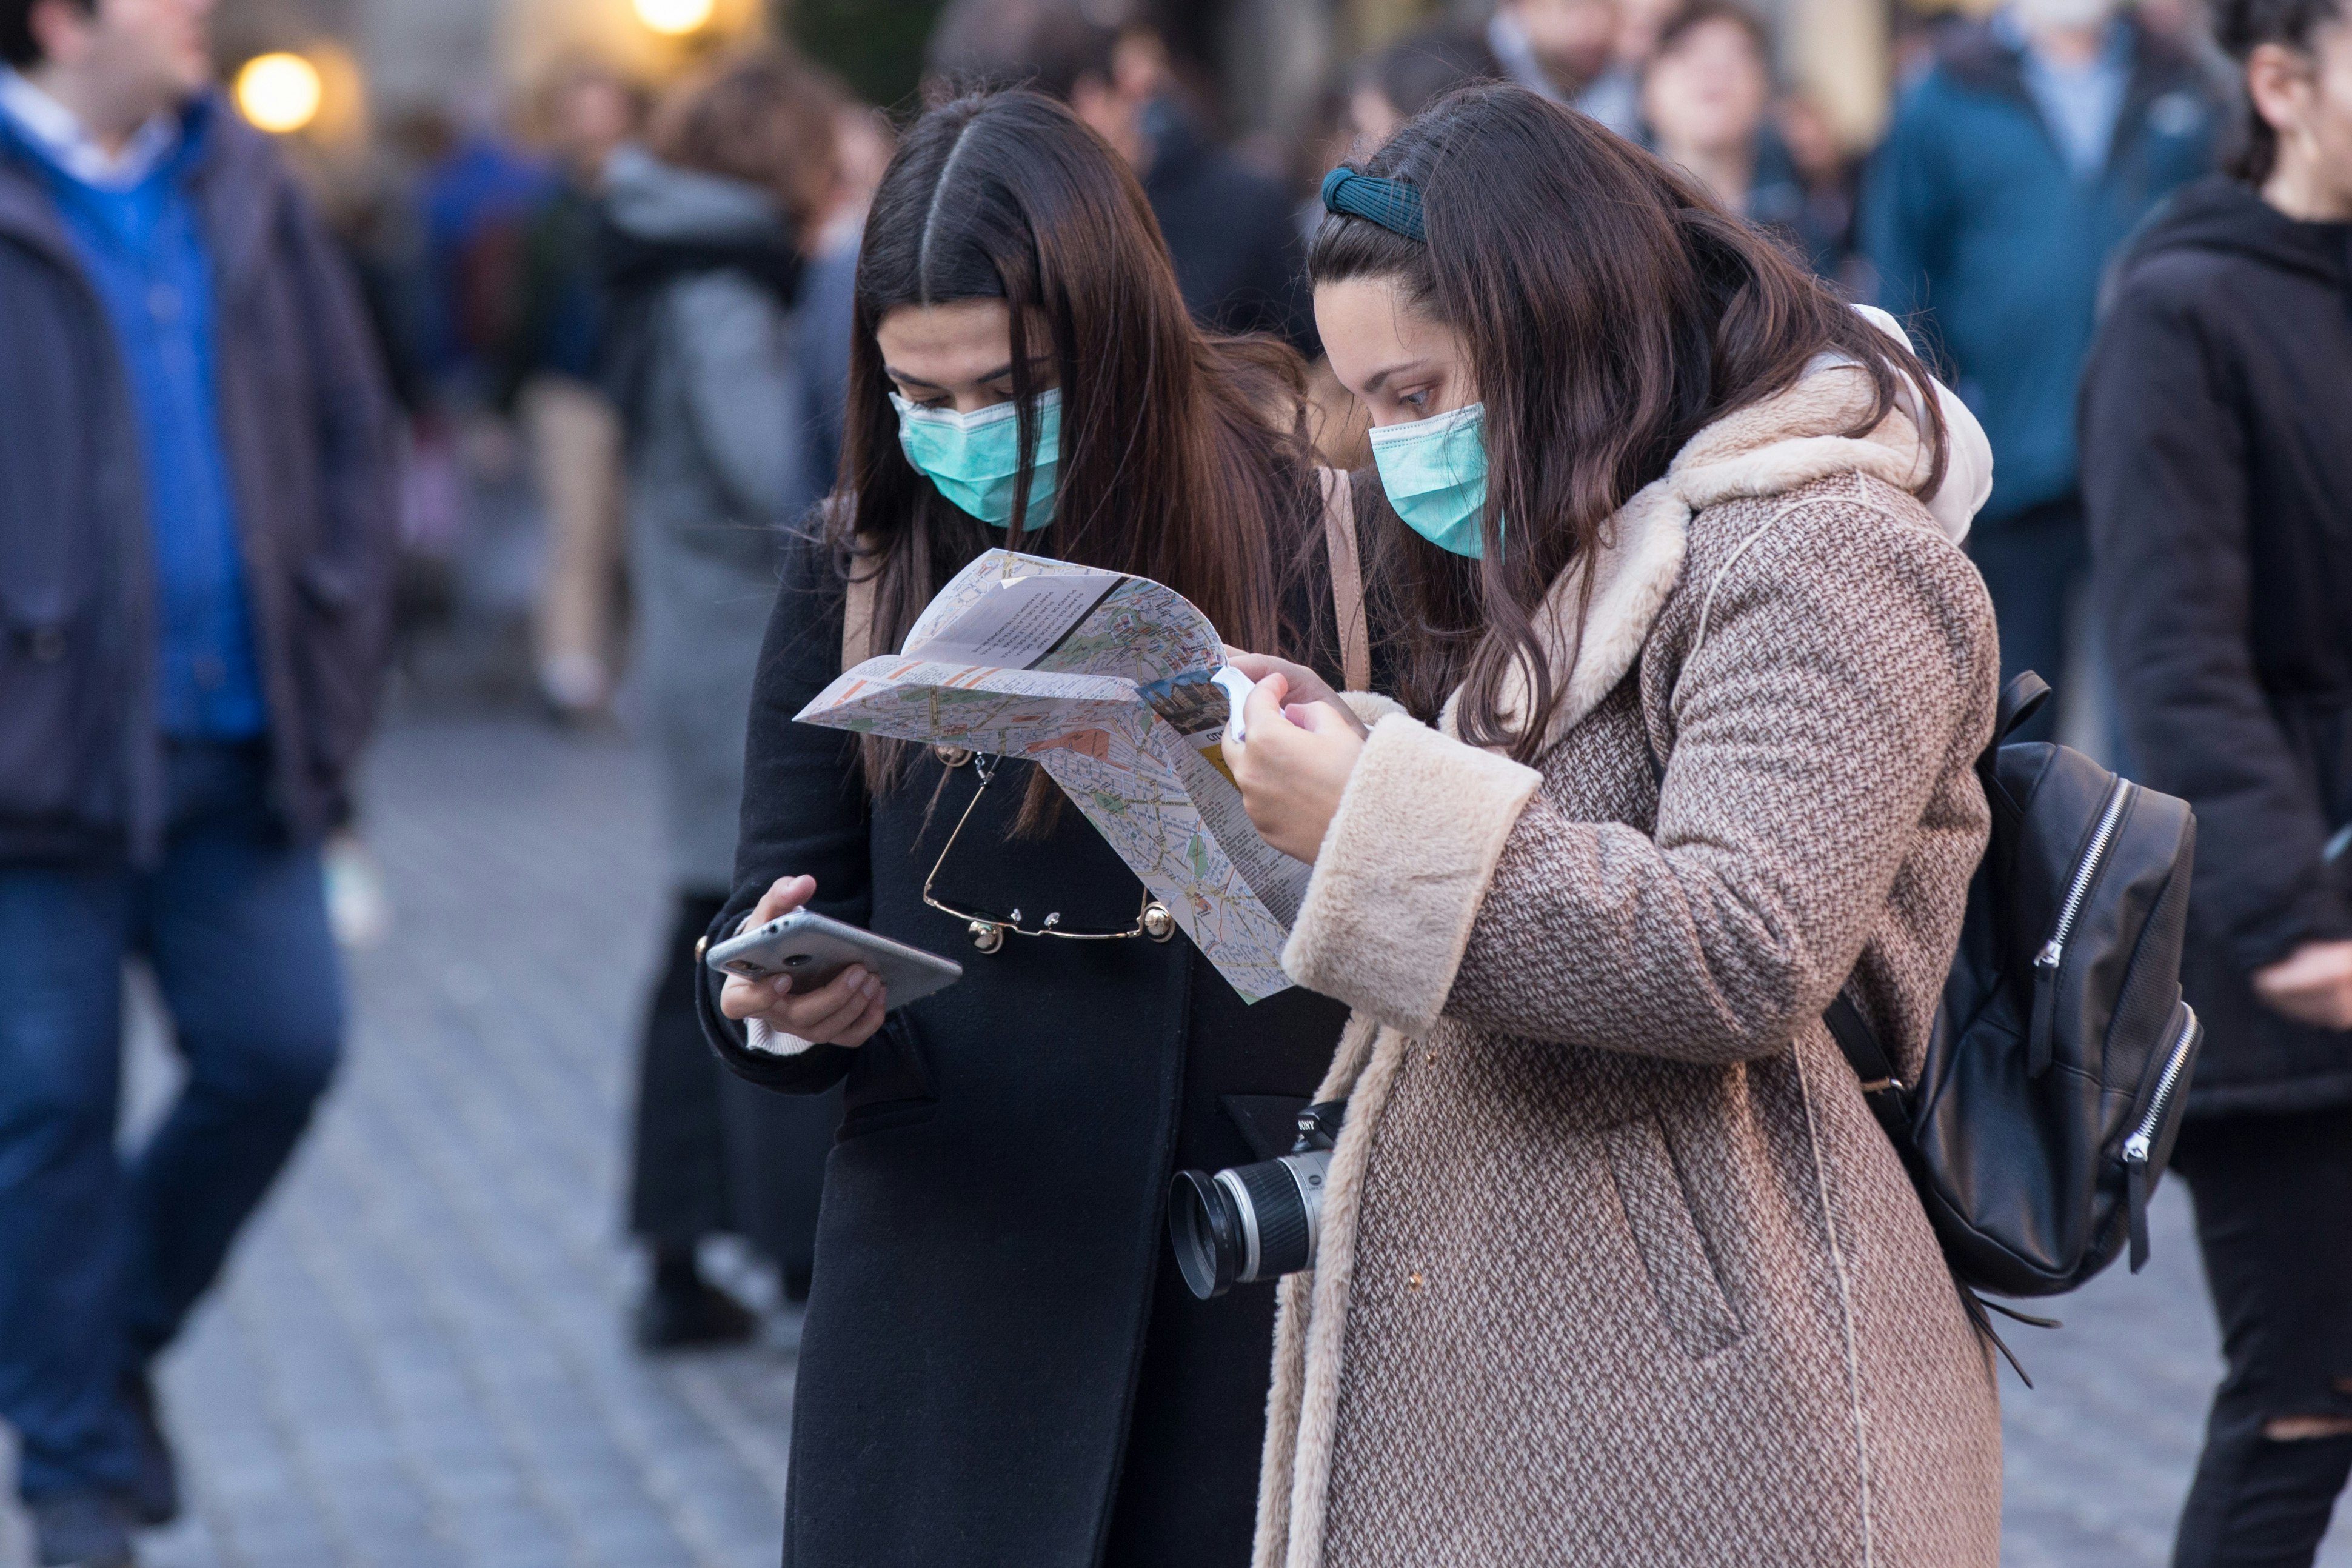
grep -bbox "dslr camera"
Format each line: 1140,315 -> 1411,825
1167,1100 -> 1346,1299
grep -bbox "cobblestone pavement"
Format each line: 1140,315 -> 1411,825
4,715 -> 795,1568
4,709 -> 2348,1567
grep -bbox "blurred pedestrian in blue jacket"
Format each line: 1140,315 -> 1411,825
0,0 -> 398,1563
1863,0 -> 2214,736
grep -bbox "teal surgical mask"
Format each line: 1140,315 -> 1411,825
1368,401 -> 1490,559
890,389 -> 1063,530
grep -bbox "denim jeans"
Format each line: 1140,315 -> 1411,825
0,742 -> 343,1500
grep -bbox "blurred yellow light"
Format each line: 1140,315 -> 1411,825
633,0 -> 716,34
235,53 -> 322,135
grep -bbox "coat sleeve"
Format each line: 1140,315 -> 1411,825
278,169 -> 403,704
2083,272 -> 2352,973
1281,496 -> 1994,1059
693,522 -> 872,1093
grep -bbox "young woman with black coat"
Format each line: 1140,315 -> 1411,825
2081,0 -> 2352,1557
693,90 -> 1357,1568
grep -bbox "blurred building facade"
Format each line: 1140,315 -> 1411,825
213,0 -> 1952,168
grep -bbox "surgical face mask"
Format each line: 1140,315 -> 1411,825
1368,401 -> 1490,559
890,389 -> 1063,530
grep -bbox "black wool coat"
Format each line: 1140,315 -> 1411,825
698,523 -> 1352,1567
2083,175 -> 2352,1116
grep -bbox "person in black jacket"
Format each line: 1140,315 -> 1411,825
2082,0 -> 2352,1558
698,91 -> 1357,1567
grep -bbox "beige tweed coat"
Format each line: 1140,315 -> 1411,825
1254,361 -> 2006,1568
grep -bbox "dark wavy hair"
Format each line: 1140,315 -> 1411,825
2214,0 -> 2346,182
834,89 -> 1320,802
1309,84 -> 1948,756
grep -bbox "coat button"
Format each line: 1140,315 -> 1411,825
968,920 -> 1005,953
28,627 -> 67,663
1141,902 -> 1176,942
933,744 -> 974,768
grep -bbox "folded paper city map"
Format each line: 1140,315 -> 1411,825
794,549 -> 1309,1002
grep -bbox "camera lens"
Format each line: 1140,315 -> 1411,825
1169,1170 -> 1244,1298
1166,1151 -> 1332,1300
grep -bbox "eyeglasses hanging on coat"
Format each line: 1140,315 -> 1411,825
922,747 -> 1177,954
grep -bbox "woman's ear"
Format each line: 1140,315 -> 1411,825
2247,41 -> 2315,141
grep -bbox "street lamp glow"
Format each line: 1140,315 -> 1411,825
235,53 -> 322,135
633,0 -> 716,34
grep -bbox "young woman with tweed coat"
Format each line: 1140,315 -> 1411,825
1225,85 -> 2006,1566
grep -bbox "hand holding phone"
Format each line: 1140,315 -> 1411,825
714,875 -> 915,1048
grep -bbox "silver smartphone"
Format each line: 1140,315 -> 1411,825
704,910 -> 964,1007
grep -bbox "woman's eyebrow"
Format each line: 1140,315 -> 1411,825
1361,359 -> 1429,396
883,356 -> 1047,389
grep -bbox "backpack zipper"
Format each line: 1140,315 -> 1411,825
2122,1005 -> 2199,1167
2028,778 -> 2134,1074
2121,1003 -> 2200,1273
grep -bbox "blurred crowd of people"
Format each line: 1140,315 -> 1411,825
4,0 -> 2348,1561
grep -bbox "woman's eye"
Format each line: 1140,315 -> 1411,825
1400,390 -> 1431,412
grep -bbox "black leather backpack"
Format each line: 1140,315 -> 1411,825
1826,672 -> 2202,1320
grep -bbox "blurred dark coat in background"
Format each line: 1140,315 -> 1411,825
2083,175 -> 2352,1116
1140,100 -> 1316,356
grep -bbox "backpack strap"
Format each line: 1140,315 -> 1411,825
1319,467 -> 1371,693
1996,670 -> 2052,743
1823,988 -> 1912,1151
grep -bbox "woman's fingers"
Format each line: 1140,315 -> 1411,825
744,873 -> 817,931
1240,671 -> 1294,742
1229,650 -> 1366,737
1231,652 -> 1332,700
774,965 -> 886,1042
1288,699 -> 1352,735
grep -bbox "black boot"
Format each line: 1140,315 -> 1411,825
632,1244 -> 756,1351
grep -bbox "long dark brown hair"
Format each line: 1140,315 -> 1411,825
1311,84 -> 1948,758
833,89 -> 1320,802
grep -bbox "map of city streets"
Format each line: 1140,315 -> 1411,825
795,550 -> 1311,1001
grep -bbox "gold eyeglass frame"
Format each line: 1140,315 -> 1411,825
921,749 -> 1177,953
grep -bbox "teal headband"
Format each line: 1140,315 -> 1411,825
1320,166 -> 1426,243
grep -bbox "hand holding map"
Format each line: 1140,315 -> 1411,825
793,550 -> 1311,1001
